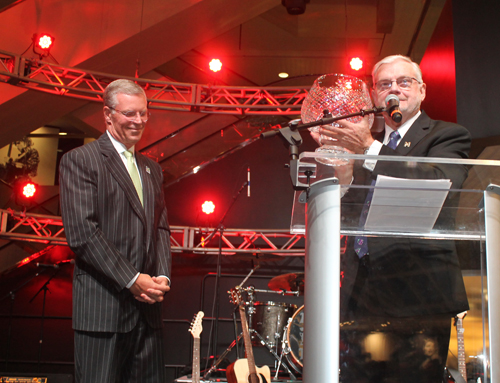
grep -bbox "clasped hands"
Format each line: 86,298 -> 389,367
130,273 -> 170,304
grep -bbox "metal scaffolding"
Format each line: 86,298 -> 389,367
0,209 -> 305,256
0,49 -> 308,116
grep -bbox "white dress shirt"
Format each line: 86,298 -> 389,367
106,130 -> 170,289
363,111 -> 421,171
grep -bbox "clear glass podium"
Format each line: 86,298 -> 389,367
290,151 -> 500,383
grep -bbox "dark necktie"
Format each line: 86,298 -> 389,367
354,130 -> 401,258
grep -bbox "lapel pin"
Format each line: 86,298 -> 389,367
146,166 -> 151,174
404,142 -> 411,148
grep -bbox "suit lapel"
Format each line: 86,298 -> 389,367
98,134 -> 147,226
136,153 -> 154,250
374,112 -> 432,155
396,112 -> 431,155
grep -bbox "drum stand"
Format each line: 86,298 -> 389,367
245,286 -> 298,380
250,328 -> 297,380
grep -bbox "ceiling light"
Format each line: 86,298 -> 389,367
282,0 -> 309,15
279,72 -> 289,78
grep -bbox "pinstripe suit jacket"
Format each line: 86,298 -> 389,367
60,132 -> 171,332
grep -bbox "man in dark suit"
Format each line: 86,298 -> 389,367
60,79 -> 172,383
313,55 -> 470,382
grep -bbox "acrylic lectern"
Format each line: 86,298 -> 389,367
290,151 -> 500,383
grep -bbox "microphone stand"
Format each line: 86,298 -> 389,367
204,180 -> 248,377
262,106 -> 385,140
0,268 -> 50,371
203,266 -> 260,380
29,262 -> 73,371
261,106 -> 386,190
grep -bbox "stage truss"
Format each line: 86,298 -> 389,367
0,49 -> 308,116
0,209 -> 305,256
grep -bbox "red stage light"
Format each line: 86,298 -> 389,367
201,201 -> 215,215
209,59 -> 222,73
37,34 -> 53,50
22,182 -> 37,198
15,179 -> 38,207
32,33 -> 55,59
350,57 -> 363,71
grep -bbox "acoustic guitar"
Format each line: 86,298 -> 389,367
227,287 -> 271,383
188,311 -> 204,383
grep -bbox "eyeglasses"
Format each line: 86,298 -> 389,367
108,106 -> 150,121
374,77 -> 421,92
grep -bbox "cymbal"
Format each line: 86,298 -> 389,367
268,272 -> 304,295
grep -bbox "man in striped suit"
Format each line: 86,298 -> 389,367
60,79 -> 172,382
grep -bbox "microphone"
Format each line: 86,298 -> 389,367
36,259 -> 75,269
57,259 -> 75,265
247,167 -> 250,197
37,263 -> 59,269
385,94 -> 403,123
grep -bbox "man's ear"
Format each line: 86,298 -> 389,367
419,82 -> 427,102
370,88 -> 378,106
104,107 -> 112,125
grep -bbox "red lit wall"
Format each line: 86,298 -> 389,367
419,0 -> 457,123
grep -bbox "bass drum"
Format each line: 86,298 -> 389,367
285,305 -> 304,373
249,301 -> 296,348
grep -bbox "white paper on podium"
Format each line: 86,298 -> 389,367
364,175 -> 452,233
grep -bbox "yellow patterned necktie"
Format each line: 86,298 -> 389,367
123,150 -> 143,206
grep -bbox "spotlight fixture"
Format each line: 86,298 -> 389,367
201,201 -> 215,215
209,58 -> 222,73
32,33 -> 55,59
282,0 -> 309,15
350,57 -> 364,71
14,179 -> 39,207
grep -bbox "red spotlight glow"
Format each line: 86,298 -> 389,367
201,201 -> 215,215
37,34 -> 53,50
22,182 -> 37,198
209,59 -> 222,72
32,33 -> 55,59
350,57 -> 363,71
15,179 -> 38,207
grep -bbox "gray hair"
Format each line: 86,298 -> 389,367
372,55 -> 423,84
103,79 -> 147,109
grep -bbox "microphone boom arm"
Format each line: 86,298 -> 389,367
261,106 -> 386,140
260,106 -> 386,191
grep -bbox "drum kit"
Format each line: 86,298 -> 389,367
239,272 -> 305,378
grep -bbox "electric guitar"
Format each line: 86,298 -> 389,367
188,311 -> 204,383
444,311 -> 467,383
454,311 -> 467,382
227,287 -> 271,383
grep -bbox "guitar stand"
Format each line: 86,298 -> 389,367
203,329 -> 297,382
202,333 -> 244,379
249,329 -> 297,380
